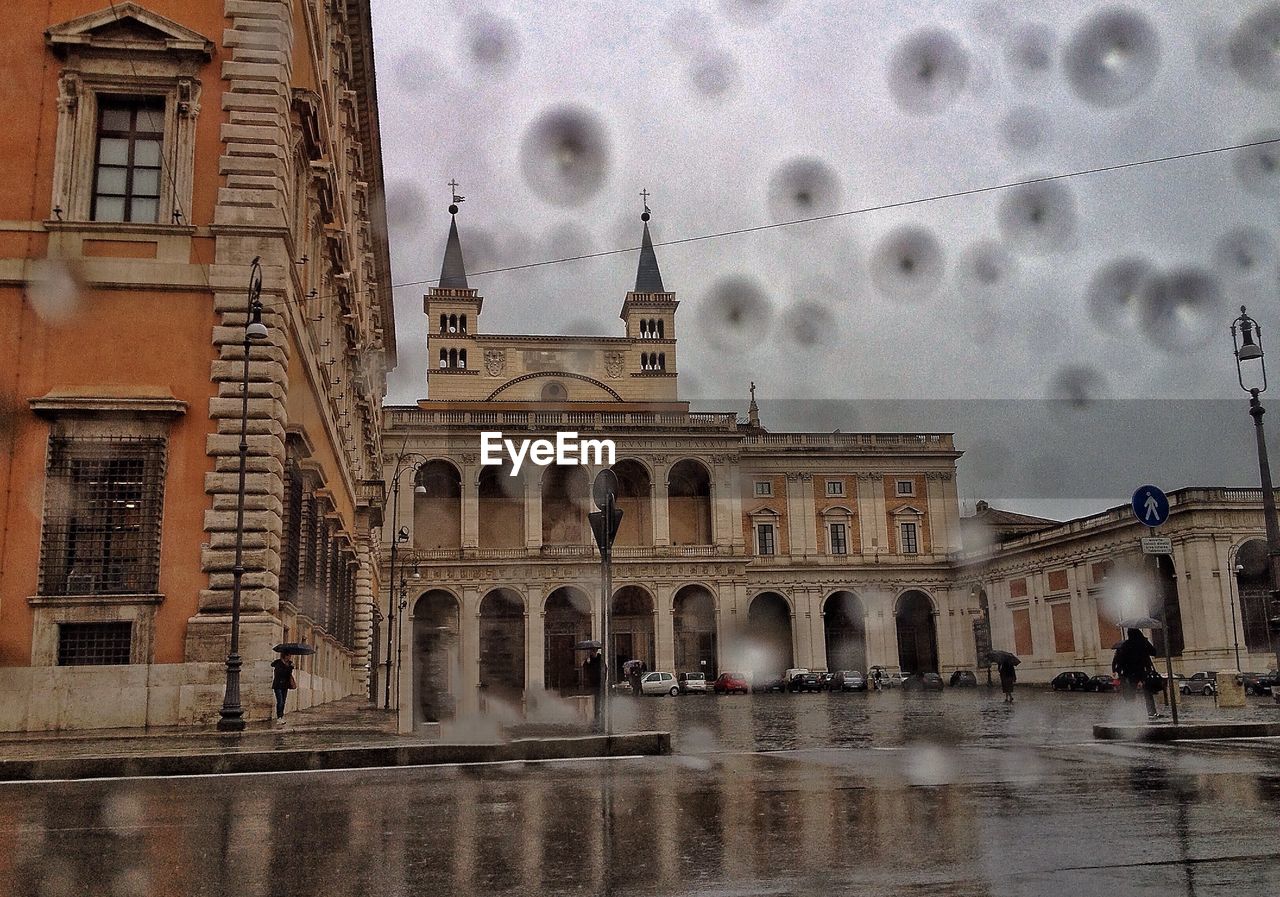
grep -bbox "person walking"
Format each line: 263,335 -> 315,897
270,652 -> 295,724
1113,628 -> 1160,719
583,647 -> 603,727
997,656 -> 1017,703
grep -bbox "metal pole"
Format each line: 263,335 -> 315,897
1152,528 -> 1177,725
217,261 -> 261,732
1249,388 -> 1280,685
1228,573 -> 1242,671
384,468 -> 401,711
600,491 -> 614,736
394,575 -> 406,710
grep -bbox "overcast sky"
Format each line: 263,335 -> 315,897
369,0 -> 1279,517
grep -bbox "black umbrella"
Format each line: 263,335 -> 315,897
574,639 -> 602,650
986,650 -> 1021,666
273,642 -> 316,655
1116,616 -> 1163,630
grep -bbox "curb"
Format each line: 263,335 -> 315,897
0,731 -> 672,782
1093,721 -> 1280,742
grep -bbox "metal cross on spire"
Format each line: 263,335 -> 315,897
449,178 -> 465,205
639,188 -> 650,213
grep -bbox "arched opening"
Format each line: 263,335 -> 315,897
478,464 -> 524,549
542,465 -> 588,545
544,587 -> 593,694
439,313 -> 447,333
895,590 -> 939,673
611,586 -> 655,680
458,349 -> 467,370
413,460 -> 461,550
747,592 -> 792,682
1149,554 -> 1185,658
674,585 -> 717,677
412,590 -> 459,725
657,319 -> 664,338
640,320 -> 649,339
448,348 -> 458,368
479,588 -> 526,706
823,590 -> 867,672
459,314 -> 467,333
540,380 -> 568,402
448,313 -> 457,332
612,459 -> 652,547
438,348 -> 447,368
657,353 -> 665,371
668,459 -> 712,545
1236,539 -> 1276,657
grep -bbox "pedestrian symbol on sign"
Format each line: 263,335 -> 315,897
1130,485 -> 1169,529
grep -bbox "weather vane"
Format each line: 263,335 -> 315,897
448,178 -> 465,212
639,187 -> 650,214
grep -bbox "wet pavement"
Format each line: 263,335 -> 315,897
2,690 -> 1278,896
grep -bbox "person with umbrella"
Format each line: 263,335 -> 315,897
989,650 -> 1020,703
270,642 -> 313,724
1113,627 -> 1160,719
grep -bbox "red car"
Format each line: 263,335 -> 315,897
713,672 -> 749,694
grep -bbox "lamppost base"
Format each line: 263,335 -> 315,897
216,715 -> 246,733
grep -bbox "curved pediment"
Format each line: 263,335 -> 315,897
485,371 -> 623,402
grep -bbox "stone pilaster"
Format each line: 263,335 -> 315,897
351,527 -> 375,688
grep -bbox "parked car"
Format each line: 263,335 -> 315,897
903,671 -> 945,691
948,669 -> 978,687
819,671 -> 837,690
1050,671 -> 1091,691
640,671 -> 680,696
678,672 -> 708,694
791,670 -> 825,693
1241,671 -> 1276,696
867,665 -> 903,688
1179,671 -> 1217,696
713,671 -> 750,694
833,670 -> 867,692
1088,674 -> 1118,692
753,674 -> 787,693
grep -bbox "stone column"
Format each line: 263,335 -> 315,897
524,471 -> 542,549
925,473 -> 946,554
800,474 -> 818,558
807,588 -> 828,671
653,462 -> 671,547
351,527 -> 375,690
461,462 -> 479,549
727,458 -> 746,552
785,474 -> 805,557
655,582 -> 675,672
459,587 -> 482,716
525,583 -> 546,699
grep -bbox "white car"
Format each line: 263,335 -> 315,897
641,671 -> 680,696
678,672 -> 708,694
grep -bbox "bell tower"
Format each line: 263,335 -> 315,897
424,200 -> 482,393
620,202 -> 678,390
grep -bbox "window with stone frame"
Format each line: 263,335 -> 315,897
91,95 -> 164,222
39,435 -> 167,596
756,523 -> 776,556
900,522 -> 919,555
829,522 -> 848,555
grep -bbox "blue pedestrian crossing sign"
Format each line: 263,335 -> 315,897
1131,485 -> 1169,528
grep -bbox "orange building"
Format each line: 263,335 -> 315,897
0,1 -> 393,730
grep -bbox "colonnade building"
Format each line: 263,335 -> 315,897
383,209 -> 1280,731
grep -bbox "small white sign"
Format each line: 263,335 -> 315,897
1141,536 -> 1172,555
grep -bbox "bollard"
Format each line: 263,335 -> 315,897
1216,670 -> 1245,708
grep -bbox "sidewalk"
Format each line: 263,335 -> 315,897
0,698 -> 671,781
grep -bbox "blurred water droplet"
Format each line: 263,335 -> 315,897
870,225 -> 946,302
1228,4 -> 1280,91
902,743 -> 954,785
464,12 -> 520,74
1063,6 -> 1161,107
1087,257 -> 1156,331
1000,105 -> 1052,154
959,240 -> 1019,294
767,156 -> 842,221
784,302 -> 837,348
1140,267 -> 1227,351
1214,226 -> 1277,281
1233,130 -> 1280,195
545,222 -> 595,259
391,51 -> 443,94
26,259 -> 84,323
1049,365 -> 1110,407
385,178 -> 427,230
101,792 -> 145,830
886,28 -> 971,115
719,0 -> 786,25
688,49 -> 741,97
1005,22 -> 1057,86
699,276 -> 774,351
663,5 -> 717,53
971,1 -> 1013,37
996,179 -> 1077,253
562,317 -> 606,336
519,106 -> 611,207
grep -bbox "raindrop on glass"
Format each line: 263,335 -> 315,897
996,179 -> 1077,254
886,28 -> 971,116
1063,6 -> 1161,107
1087,257 -> 1156,331
1233,129 -> 1280,196
699,276 -> 774,351
719,0 -> 786,25
1005,22 -> 1057,86
785,302 -> 837,348
519,106 -> 611,207
870,225 -> 946,302
688,49 -> 741,98
1228,4 -> 1280,91
1139,268 -> 1227,351
25,259 -> 83,323
767,156 -> 842,221
1049,365 -> 1111,408
464,13 -> 520,74
958,240 -> 1018,294
1000,105 -> 1052,154
1214,227 -> 1277,281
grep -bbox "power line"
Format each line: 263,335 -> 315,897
384,135 -> 1280,291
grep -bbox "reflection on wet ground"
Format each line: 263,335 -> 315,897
1,691 -> 1278,896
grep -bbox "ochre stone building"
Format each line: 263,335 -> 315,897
383,211 -> 1280,730
0,0 -> 392,730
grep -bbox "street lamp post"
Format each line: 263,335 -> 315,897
1231,564 -> 1245,671
384,453 -> 428,711
1231,306 -> 1280,690
217,258 -> 270,732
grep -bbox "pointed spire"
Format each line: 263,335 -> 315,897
634,200 -> 665,293
439,199 -> 468,289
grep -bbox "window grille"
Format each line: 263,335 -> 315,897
40,436 -> 166,596
57,621 -> 132,665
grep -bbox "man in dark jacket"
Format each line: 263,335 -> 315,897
1113,628 -> 1159,719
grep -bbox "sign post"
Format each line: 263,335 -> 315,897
1131,485 -> 1177,725
590,469 -> 623,735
